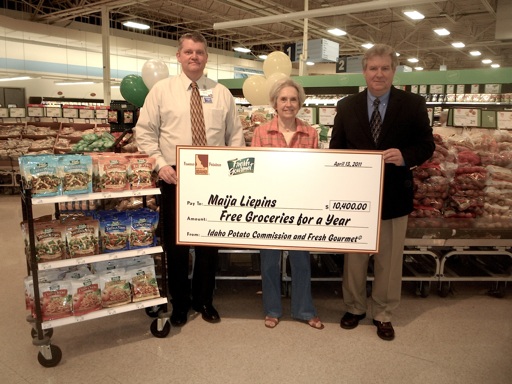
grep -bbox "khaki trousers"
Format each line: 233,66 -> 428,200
342,215 -> 408,322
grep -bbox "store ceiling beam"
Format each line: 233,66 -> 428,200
213,0 -> 448,30
33,0 -> 146,23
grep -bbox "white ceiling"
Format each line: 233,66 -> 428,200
1,0 -> 511,72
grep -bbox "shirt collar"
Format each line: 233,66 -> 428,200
180,72 -> 206,90
368,89 -> 390,108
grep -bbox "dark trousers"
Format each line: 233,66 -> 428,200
160,181 -> 218,311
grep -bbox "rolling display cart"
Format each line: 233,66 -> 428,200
21,186 -> 171,367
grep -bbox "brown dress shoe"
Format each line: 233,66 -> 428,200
373,320 -> 395,340
340,312 -> 366,329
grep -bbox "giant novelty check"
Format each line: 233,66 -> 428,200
176,147 -> 384,253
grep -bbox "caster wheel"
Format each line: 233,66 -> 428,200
439,282 -> 450,297
145,305 -> 165,318
419,281 -> 431,298
150,318 -> 171,338
489,282 -> 507,298
37,344 -> 62,368
31,327 -> 53,339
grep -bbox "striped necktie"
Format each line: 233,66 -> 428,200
370,97 -> 382,144
190,82 -> 207,146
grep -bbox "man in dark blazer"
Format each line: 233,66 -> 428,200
329,44 -> 435,340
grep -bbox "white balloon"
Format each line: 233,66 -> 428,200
263,51 -> 292,78
242,75 -> 268,106
265,72 -> 289,96
141,59 -> 169,89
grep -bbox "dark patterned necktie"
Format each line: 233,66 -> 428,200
370,97 -> 382,144
190,82 -> 207,146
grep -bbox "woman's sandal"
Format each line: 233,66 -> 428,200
264,316 -> 279,329
307,317 -> 325,330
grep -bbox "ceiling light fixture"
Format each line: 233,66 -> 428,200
414,66 -> 424,71
361,43 -> 374,49
0,76 -> 31,82
452,42 -> 465,48
403,10 -> 425,20
469,51 -> 482,56
258,54 -> 268,60
491,63 -> 500,68
233,46 -> 251,53
327,28 -> 347,36
306,61 -> 315,66
434,28 -> 450,36
482,59 -> 493,64
407,58 -> 419,63
54,81 -> 95,85
122,21 -> 150,30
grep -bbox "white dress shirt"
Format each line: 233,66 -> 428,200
135,72 -> 245,170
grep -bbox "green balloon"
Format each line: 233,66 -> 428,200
120,74 -> 149,107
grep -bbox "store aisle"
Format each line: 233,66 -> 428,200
0,194 -> 511,384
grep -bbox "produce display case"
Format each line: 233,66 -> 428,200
406,218 -> 512,297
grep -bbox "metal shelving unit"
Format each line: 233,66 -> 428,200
21,187 -> 170,367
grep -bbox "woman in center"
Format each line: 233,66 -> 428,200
251,77 -> 323,330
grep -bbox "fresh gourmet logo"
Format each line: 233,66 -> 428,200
227,157 -> 255,176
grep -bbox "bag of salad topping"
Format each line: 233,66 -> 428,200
19,154 -> 61,197
59,154 -> 93,195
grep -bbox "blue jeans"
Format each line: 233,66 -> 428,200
260,249 -> 317,321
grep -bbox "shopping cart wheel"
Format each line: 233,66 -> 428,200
488,281 -> 507,298
150,318 -> 171,338
37,344 -> 62,368
418,281 -> 431,297
439,281 -> 451,297
145,304 -> 166,318
31,327 -> 53,339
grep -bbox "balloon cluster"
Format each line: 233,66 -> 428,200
242,51 -> 292,106
120,59 -> 169,107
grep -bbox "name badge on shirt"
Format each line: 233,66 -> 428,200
200,89 -> 213,103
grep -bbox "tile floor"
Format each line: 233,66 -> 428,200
1,194 -> 511,384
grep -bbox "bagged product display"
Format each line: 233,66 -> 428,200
33,220 -> 68,262
99,269 -> 131,307
64,217 -> 100,258
38,280 -> 73,321
129,209 -> 159,249
19,154 -> 61,197
98,155 -> 130,192
71,275 -> 102,315
58,154 -> 93,195
127,259 -> 159,302
127,155 -> 156,189
97,211 -> 131,253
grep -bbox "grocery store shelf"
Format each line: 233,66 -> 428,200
31,188 -> 161,205
40,297 -> 168,330
37,246 -> 163,270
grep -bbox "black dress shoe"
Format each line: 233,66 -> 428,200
193,304 -> 221,323
170,308 -> 188,327
340,312 -> 366,329
373,320 -> 395,341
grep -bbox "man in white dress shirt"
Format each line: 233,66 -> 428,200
135,32 -> 245,326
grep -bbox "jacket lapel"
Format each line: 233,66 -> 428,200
354,90 -> 374,144
378,86 -> 402,145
